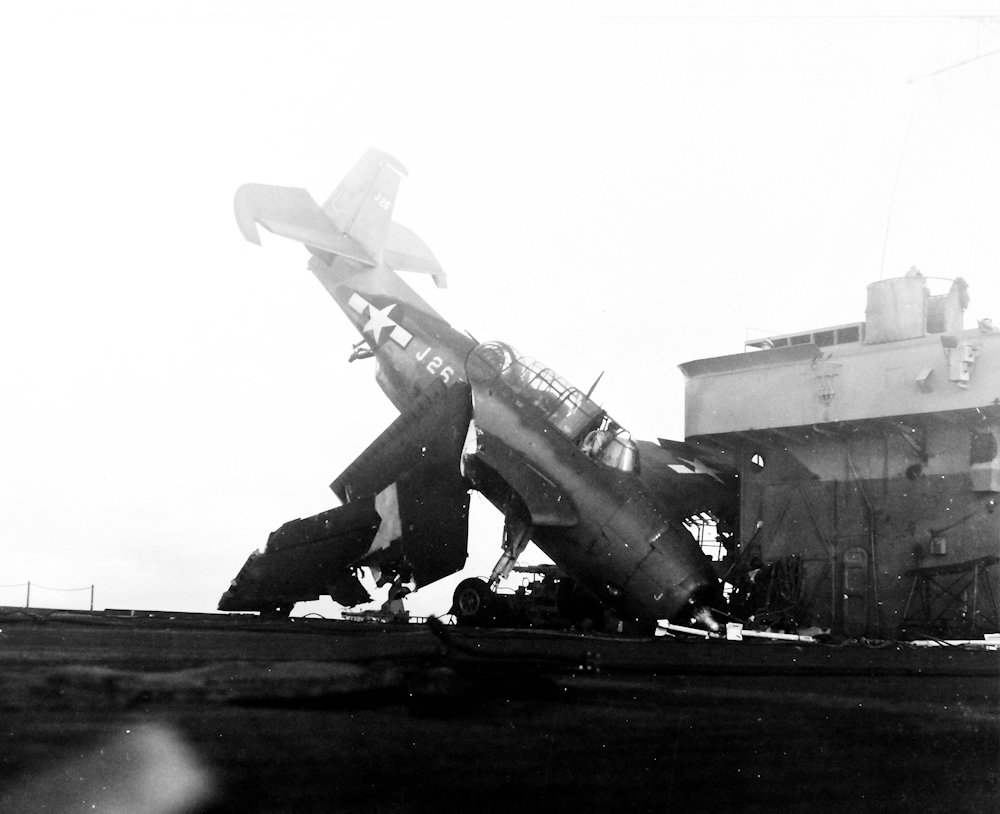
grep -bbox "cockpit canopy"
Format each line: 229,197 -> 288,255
467,342 -> 640,473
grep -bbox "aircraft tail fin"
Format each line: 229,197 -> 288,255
234,149 -> 446,287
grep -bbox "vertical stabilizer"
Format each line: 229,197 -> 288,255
321,150 -> 407,265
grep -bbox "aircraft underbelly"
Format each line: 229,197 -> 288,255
532,500 -> 717,621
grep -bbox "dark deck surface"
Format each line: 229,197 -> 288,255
1,608 -> 997,813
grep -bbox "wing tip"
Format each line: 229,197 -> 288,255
233,184 -> 263,245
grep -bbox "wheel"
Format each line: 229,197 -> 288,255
451,578 -> 492,625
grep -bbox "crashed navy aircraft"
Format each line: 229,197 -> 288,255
219,150 -> 733,631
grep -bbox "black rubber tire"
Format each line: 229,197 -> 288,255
451,578 -> 492,625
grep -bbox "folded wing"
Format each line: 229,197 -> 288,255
634,440 -> 738,526
218,382 -> 473,614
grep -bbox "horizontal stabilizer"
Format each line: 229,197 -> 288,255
385,222 -> 446,287
234,183 -> 376,265
234,149 -> 446,285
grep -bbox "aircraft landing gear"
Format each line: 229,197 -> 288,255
450,495 -> 533,626
451,577 -> 495,625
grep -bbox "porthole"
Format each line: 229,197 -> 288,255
749,452 -> 765,473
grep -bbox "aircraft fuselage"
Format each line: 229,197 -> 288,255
461,342 -> 718,621
226,151 -> 720,627
325,266 -> 719,621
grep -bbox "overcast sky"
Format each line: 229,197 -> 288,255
2,2 -> 999,616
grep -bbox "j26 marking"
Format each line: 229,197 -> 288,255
415,346 -> 454,382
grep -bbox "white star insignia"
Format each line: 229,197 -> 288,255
363,302 -> 398,344
347,292 -> 412,349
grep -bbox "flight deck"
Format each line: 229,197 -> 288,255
1,607 -> 996,813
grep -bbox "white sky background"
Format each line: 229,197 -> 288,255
1,1 -> 999,616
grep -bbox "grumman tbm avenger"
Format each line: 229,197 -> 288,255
218,150 -> 732,632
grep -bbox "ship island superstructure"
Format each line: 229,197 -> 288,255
680,270 -> 1000,638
